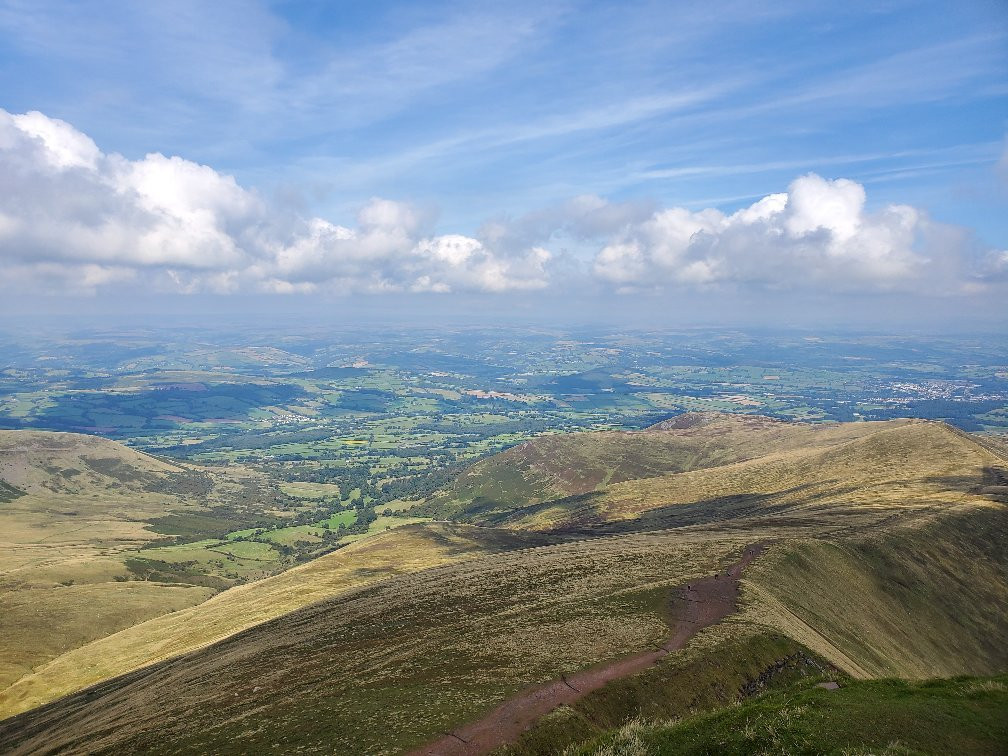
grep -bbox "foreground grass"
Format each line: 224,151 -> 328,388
503,631 -> 832,755
2,417 -> 1006,753
576,676 -> 1008,756
7,499 -> 1006,755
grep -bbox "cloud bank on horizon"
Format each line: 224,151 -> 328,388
0,108 -> 1004,300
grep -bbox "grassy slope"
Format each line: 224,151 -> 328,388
502,630 -> 834,755
501,505 -> 1008,754
576,675 -> 1008,756
0,531 -> 750,754
4,506 -> 1006,754
1,417 -> 1006,753
744,507 -> 1008,680
0,522 -> 545,719
0,583 -> 214,690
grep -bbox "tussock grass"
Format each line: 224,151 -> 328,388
573,675 -> 1008,756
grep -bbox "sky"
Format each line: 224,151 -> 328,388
0,0 -> 1006,329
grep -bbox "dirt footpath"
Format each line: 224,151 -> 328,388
412,542 -> 768,756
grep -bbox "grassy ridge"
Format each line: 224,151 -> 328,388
745,507 -> 1008,680
0,582 -> 215,689
503,506 -> 1008,754
417,413 -> 846,521
428,418 -> 995,532
503,631 -> 834,755
481,426 -> 1000,541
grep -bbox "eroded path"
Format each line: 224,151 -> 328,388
413,542 -> 768,756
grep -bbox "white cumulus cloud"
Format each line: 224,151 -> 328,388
592,174 -> 941,292
0,109 -> 551,295
0,110 -> 1000,302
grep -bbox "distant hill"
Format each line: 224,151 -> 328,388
417,412 -> 851,520
419,413 -> 999,533
1,415 -> 1005,754
0,429 -> 193,496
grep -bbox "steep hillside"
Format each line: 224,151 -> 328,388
502,506 -> 1008,754
745,506 -> 1008,679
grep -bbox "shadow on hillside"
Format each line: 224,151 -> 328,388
463,480 -> 875,537
925,467 -> 1008,504
416,522 -> 560,557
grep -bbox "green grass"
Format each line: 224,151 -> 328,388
319,510 -> 357,528
504,631 -> 830,755
130,537 -> 283,582
575,676 -> 1008,756
745,506 -> 1008,679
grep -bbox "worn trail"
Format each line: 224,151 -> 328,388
413,542 -> 768,756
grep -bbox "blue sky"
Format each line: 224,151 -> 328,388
0,0 -> 1006,325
